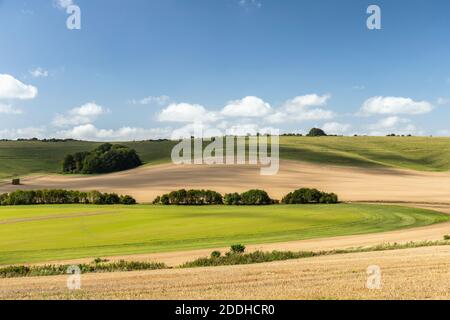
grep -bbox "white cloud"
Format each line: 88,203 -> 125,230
283,94 -> 330,113
368,116 -> 418,136
265,94 -> 334,123
70,102 -> 106,117
0,74 -> 38,100
360,96 -> 433,115
53,102 -> 108,127
0,104 -> 23,115
58,124 -> 170,141
323,122 -> 351,135
264,112 -> 288,124
0,127 -> 46,140
158,103 -> 220,123
53,0 -> 74,9
130,95 -> 170,106
221,96 -> 272,118
29,67 -> 49,78
292,108 -> 335,121
170,122 -> 276,139
158,94 -> 334,127
369,116 -> 409,129
226,124 -> 277,136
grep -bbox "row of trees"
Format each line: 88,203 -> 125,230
223,190 -> 276,205
153,189 -> 223,205
62,143 -> 142,174
153,188 -> 338,206
0,189 -> 136,206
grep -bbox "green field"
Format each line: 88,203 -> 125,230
0,204 -> 447,265
1,136 -> 450,180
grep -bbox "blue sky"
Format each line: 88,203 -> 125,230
0,0 -> 449,140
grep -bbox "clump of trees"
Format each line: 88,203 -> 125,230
306,128 -> 327,137
152,189 -> 223,205
281,188 -> 338,204
224,189 -> 276,205
62,143 -> 142,174
0,189 -> 137,206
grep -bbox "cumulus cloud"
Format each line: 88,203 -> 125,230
371,116 -> 409,128
367,116 -> 417,136
157,94 -> 336,133
130,95 -> 170,106
0,104 -> 23,115
158,103 -> 220,123
0,127 -> 46,140
221,96 -> 272,118
0,74 -> 38,100
58,124 -> 170,141
360,96 -> 433,115
323,122 -> 351,135
170,122 -> 277,139
53,102 -> 108,127
265,94 -> 334,123
283,94 -> 330,113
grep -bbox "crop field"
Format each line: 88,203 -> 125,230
0,204 -> 448,265
2,136 -> 450,180
2,245 -> 448,300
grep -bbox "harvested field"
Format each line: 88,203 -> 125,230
2,160 -> 450,204
1,246 -> 448,300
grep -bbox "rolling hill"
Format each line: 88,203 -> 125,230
1,136 -> 450,180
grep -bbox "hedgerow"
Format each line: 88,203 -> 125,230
0,260 -> 166,279
0,189 -> 137,206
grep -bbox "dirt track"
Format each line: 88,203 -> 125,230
1,246 -> 449,300
1,160 -> 450,204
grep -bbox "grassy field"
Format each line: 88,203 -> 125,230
280,136 -> 450,171
0,204 -> 447,265
1,136 -> 450,180
0,140 -> 175,180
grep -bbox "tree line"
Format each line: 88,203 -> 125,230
0,189 -> 136,206
62,143 -> 142,174
153,189 -> 223,205
153,188 -> 339,206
